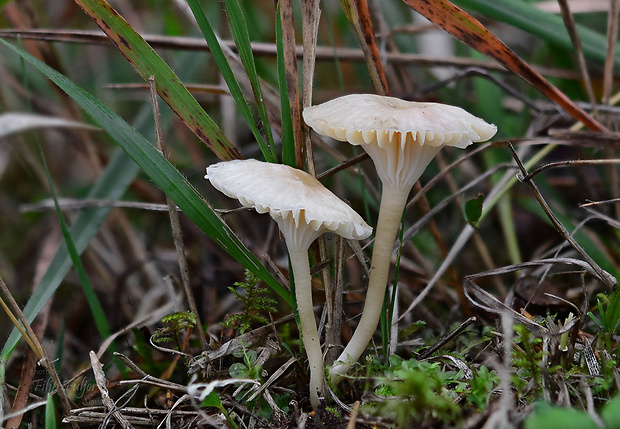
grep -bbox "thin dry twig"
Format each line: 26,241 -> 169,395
89,351 -> 134,429
148,76 -> 207,351
0,276 -> 77,429
0,29 -> 585,79
508,143 -> 616,288
519,158 -> 620,182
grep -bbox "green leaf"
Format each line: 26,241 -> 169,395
524,403 -> 597,429
73,0 -> 241,161
464,193 -> 485,225
601,394 -> 620,427
0,39 -> 290,357
222,0 -> 277,160
200,391 -> 222,408
229,362 -> 250,378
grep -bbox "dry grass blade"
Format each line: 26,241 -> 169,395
341,0 -> 389,95
401,0 -> 607,132
279,0 -> 303,169
301,0 -> 320,175
557,0 -> 597,112
0,276 -> 77,428
462,280 -> 547,334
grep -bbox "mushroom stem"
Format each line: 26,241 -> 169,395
330,186 -> 409,381
287,246 -> 324,409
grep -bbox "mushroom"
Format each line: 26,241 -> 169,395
205,159 -> 372,409
303,94 -> 497,380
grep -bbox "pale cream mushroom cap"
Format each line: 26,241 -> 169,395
303,94 -> 497,189
303,93 -> 497,150
206,159 -> 372,246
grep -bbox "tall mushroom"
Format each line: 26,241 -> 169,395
205,159 -> 372,409
303,94 -> 497,380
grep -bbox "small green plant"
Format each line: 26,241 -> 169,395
223,269 -> 278,334
525,393 -> 620,429
152,311 -> 197,349
511,324 -> 545,398
228,347 -> 261,380
589,289 -> 620,350
466,365 -> 499,409
368,356 -> 461,426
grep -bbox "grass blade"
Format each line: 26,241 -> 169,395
401,0 -> 607,132
278,0 -> 303,169
222,0 -> 278,162
186,0 -> 278,163
453,0 -> 620,68
1,147 -> 139,358
39,145 -> 111,341
0,40 -> 290,300
74,0 -> 241,161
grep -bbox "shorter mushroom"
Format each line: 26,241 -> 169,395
304,94 -> 497,380
205,159 -> 372,409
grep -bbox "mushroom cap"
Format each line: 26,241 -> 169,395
303,93 -> 497,150
206,159 -> 372,243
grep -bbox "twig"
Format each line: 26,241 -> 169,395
0,29 -> 585,79
0,276 -> 77,429
346,401 -> 361,429
557,0 -> 597,114
148,76 -> 207,351
519,158 -> 620,182
89,351 -> 134,429
411,67 -> 541,112
418,317 -> 477,360
507,143 -> 616,288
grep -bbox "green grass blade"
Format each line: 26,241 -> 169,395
276,4 -> 296,168
0,40 -> 290,307
45,394 -> 57,429
1,147 -> 139,358
186,0 -> 277,163
74,0 -> 241,161
453,0 -> 620,68
222,0 -> 278,160
40,145 -> 111,341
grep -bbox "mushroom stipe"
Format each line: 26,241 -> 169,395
303,94 -> 497,382
205,159 -> 372,409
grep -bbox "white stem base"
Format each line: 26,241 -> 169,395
288,247 -> 324,409
330,187 -> 409,381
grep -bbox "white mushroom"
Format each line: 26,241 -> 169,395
205,159 -> 372,409
303,94 -> 497,380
